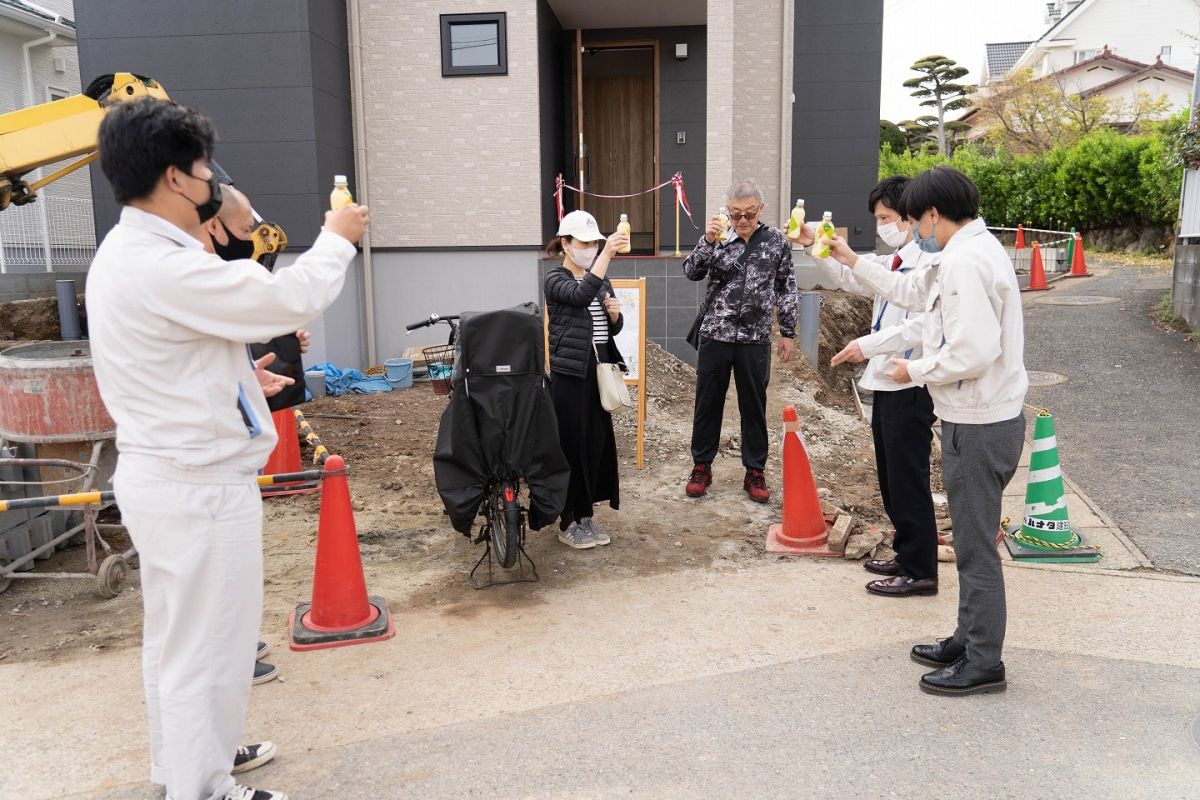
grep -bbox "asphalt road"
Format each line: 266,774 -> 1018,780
1021,264 -> 1200,574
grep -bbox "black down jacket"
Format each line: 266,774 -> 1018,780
544,266 -> 624,377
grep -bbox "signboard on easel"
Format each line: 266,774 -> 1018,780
610,278 -> 647,469
542,277 -> 647,470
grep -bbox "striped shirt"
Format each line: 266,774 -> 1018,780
578,278 -> 610,343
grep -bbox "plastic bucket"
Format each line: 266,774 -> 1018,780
384,357 -> 414,389
304,370 -> 327,398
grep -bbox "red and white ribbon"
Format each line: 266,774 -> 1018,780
554,172 -> 697,228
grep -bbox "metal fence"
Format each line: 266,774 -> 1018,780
0,195 -> 97,273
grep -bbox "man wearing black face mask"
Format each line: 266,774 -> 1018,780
204,185 -> 311,411
86,98 -> 369,800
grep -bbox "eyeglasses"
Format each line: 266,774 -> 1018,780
728,208 -> 761,222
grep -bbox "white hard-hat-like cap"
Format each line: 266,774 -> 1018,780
556,210 -> 607,242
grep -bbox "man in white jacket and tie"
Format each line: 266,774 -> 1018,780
806,175 -> 941,598
821,166 -> 1028,697
86,98 -> 368,800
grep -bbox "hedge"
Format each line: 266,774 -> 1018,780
877,128 -> 1182,230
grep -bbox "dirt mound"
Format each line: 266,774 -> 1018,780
0,295 -> 86,344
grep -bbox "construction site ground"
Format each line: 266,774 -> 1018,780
3,275 -> 1199,798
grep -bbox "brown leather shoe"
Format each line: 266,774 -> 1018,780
866,575 -> 938,597
864,558 -> 901,576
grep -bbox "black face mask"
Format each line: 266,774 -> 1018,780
186,171 -> 224,224
213,218 -> 257,262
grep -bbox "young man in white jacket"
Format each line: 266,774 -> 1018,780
86,99 -> 368,800
821,166 -> 1027,697
809,176 -> 941,598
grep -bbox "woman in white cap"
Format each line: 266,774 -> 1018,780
544,210 -> 629,549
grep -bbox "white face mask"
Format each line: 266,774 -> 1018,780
569,244 -> 598,268
877,220 -> 910,249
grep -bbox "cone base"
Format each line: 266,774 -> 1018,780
288,596 -> 396,651
765,523 -> 839,557
1020,285 -> 1050,293
1064,272 -> 1092,278
1003,527 -> 1101,563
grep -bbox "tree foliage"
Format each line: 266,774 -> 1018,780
903,55 -> 975,155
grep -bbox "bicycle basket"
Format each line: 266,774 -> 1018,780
422,344 -> 456,395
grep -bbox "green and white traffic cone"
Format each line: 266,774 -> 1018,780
1004,411 -> 1102,562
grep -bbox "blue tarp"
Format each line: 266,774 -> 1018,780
307,362 -> 392,397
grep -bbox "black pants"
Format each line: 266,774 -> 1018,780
871,386 -> 938,580
691,338 -> 771,470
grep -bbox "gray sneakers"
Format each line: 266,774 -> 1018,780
581,517 -> 610,546
558,521 -> 596,549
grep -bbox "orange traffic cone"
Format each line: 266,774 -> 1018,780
1023,241 -> 1049,292
765,406 -> 837,556
1066,232 -> 1091,277
289,455 -> 396,651
1015,224 -> 1026,250
262,408 -> 317,497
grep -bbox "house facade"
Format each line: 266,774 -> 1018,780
1010,0 -> 1198,78
75,0 -> 885,369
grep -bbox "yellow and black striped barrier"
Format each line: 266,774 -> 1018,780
0,467 -> 345,512
0,490 -> 113,513
293,408 -> 330,465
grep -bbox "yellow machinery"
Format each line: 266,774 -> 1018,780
0,72 -> 286,265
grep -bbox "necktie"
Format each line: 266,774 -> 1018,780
891,253 -> 903,271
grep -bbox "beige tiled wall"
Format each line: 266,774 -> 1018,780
358,1 -> 543,247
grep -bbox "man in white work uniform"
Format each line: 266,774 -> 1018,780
86,98 -> 368,800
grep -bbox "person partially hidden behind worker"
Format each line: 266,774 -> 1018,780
86,97 -> 369,800
201,184 -> 312,690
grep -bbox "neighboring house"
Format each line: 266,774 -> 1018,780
980,41 -> 1033,87
961,48 -> 1194,139
0,0 -> 94,276
1008,0 -> 1197,78
965,0 -> 1198,141
76,1 -> 885,368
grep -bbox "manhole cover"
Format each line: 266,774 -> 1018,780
1027,370 -> 1067,387
1038,295 -> 1120,306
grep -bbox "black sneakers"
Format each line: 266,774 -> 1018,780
224,786 -> 288,800
252,660 -> 278,686
232,741 -> 277,774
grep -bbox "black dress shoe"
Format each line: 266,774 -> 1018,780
864,558 -> 901,576
910,637 -> 966,667
919,657 -> 1006,696
866,575 -> 937,597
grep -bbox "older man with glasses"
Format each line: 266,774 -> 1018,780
682,178 -> 810,503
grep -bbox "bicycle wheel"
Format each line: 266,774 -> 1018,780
491,481 -> 522,569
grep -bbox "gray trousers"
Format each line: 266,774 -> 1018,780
941,413 -> 1026,668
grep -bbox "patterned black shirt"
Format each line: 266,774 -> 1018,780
682,224 -> 798,343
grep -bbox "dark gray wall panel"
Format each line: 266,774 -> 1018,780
792,0 -> 884,251
77,0 -> 354,249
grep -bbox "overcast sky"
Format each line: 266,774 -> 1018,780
880,0 -> 1053,122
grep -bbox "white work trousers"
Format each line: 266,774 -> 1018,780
114,458 -> 263,800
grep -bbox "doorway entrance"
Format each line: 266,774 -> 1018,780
573,36 -> 659,253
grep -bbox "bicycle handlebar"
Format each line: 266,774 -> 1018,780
405,314 -> 461,332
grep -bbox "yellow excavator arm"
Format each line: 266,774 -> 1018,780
0,73 -> 287,267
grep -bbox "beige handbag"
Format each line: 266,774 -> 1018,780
593,342 -> 633,414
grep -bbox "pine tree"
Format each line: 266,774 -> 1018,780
903,55 -> 974,155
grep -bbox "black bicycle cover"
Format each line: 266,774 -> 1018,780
433,303 -> 569,535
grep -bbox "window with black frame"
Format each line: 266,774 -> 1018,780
440,12 -> 507,77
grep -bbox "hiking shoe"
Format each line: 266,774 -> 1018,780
252,661 -> 278,685
223,785 -> 288,800
743,469 -> 769,503
558,521 -> 596,549
581,517 -> 610,546
685,463 -> 713,498
232,742 -> 277,774
256,641 -> 270,659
